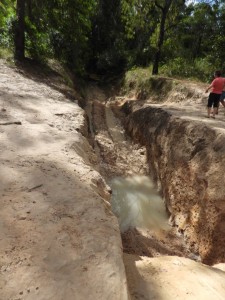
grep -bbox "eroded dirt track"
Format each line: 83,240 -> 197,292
1,60 -> 225,300
0,62 -> 128,300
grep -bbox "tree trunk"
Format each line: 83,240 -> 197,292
14,0 -> 25,60
152,0 -> 173,75
152,11 -> 167,75
27,0 -> 33,22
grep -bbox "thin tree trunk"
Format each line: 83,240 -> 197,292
152,0 -> 172,75
27,0 -> 32,21
152,11 -> 167,75
14,0 -> 25,60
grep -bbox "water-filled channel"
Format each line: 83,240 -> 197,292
110,176 -> 169,233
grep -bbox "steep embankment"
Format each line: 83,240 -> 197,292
114,78 -> 225,265
85,79 -> 225,299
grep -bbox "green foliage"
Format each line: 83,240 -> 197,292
0,47 -> 13,59
121,0 -> 156,39
0,1 -> 15,49
2,0 -> 225,79
120,0 -> 157,68
124,67 -> 152,88
25,17 -> 52,61
46,0 -> 97,74
123,67 -> 152,94
160,57 -> 215,81
122,66 -> 174,101
87,0 -> 128,75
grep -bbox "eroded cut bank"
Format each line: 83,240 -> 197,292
120,103 -> 225,265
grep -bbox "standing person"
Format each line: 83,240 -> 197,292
205,70 -> 225,119
215,78 -> 225,114
219,86 -> 225,109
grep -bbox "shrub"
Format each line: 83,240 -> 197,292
160,57 -> 215,82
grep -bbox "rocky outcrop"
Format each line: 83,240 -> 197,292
123,103 -> 225,265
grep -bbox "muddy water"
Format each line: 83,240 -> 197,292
110,176 -> 169,233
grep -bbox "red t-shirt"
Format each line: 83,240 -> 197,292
211,77 -> 225,94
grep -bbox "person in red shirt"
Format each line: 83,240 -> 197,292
205,70 -> 225,118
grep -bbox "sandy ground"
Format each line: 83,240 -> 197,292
152,102 -> 225,133
0,61 -> 128,300
124,254 -> 225,300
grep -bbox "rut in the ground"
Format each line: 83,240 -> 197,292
90,100 -> 147,178
87,98 -> 193,260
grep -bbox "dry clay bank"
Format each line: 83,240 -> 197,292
0,60 -> 225,300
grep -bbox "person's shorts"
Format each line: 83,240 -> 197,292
220,91 -> 225,101
207,93 -> 221,108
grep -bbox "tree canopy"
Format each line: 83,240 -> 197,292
1,0 -> 225,79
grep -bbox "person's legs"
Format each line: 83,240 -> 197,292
215,101 -> 220,114
207,107 -> 212,117
207,93 -> 214,117
212,95 -> 220,118
212,107 -> 217,118
220,100 -> 225,107
220,91 -> 225,108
